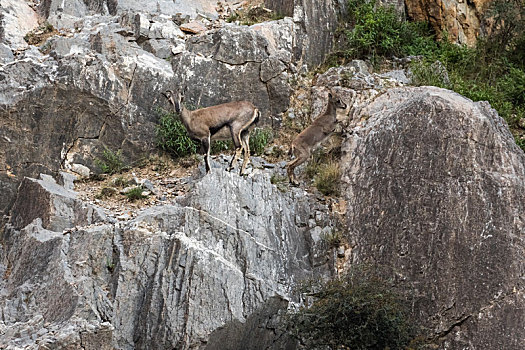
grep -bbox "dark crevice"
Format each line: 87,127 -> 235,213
435,314 -> 472,340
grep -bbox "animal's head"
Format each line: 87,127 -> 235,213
328,92 -> 347,110
162,89 -> 185,113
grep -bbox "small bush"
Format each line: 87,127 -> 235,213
125,187 -> 146,201
156,109 -> 198,157
249,127 -> 274,155
211,140 -> 233,154
95,147 -> 126,175
304,148 -> 328,179
333,0 -> 437,65
112,176 -> 131,188
314,161 -> 341,196
321,229 -> 344,248
287,266 -> 419,349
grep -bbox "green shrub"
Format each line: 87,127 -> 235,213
304,148 -> 328,180
95,186 -> 117,200
211,140 -> 234,154
112,176 -> 131,188
314,161 -> 341,196
500,67 -> 525,106
95,147 -> 126,175
336,0 -> 437,64
321,229 -> 344,248
287,267 -> 419,349
125,187 -> 146,201
249,127 -> 274,155
156,109 -> 198,157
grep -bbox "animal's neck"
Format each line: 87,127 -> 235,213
179,105 -> 192,127
325,102 -> 338,125
326,101 -> 336,116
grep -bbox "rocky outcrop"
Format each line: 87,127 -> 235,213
264,0 -> 340,67
341,86 -> 525,348
405,0 -> 492,45
172,20 -> 293,123
0,169 -> 336,349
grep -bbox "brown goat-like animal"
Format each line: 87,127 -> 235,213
163,90 -> 259,175
287,92 -> 347,184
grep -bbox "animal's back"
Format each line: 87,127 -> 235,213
293,112 -> 337,148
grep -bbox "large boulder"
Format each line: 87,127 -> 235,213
265,0 -> 340,67
0,0 -> 39,51
342,86 -> 525,349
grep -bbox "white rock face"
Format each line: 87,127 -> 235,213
0,0 -> 39,51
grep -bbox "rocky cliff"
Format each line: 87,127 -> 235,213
0,168 -> 337,349
0,0 -> 342,218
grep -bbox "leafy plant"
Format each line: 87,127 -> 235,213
321,229 -> 344,248
95,147 -> 126,175
125,187 -> 146,201
156,109 -> 198,157
249,127 -> 274,155
287,266 -> 420,349
106,257 -> 115,273
331,0 -> 437,66
305,148 -> 328,180
112,176 -> 131,188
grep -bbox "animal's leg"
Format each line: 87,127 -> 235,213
286,148 -> 309,185
203,133 -> 211,173
228,126 -> 243,171
240,131 -> 250,175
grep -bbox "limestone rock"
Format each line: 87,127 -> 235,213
0,168 -> 335,349
264,0 -> 340,66
0,0 -> 40,51
171,21 -> 294,121
341,86 -> 525,349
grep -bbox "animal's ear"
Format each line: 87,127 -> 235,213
328,93 -> 333,99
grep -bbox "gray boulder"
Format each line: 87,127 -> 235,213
341,86 -> 525,349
